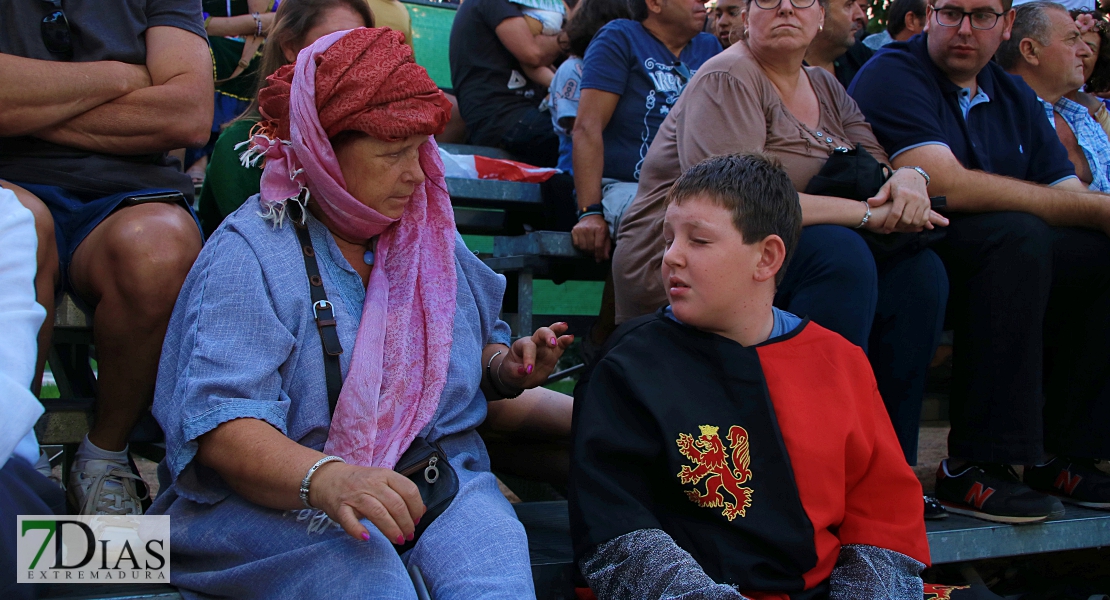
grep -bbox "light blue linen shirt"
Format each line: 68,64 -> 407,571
149,199 -> 533,598
1041,95 -> 1110,193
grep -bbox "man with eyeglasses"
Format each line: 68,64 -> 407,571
999,2 -> 1110,192
0,0 -> 212,516
570,0 -> 721,262
850,0 -> 1110,523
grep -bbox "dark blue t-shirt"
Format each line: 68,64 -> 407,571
580,20 -> 721,182
847,34 -> 1074,186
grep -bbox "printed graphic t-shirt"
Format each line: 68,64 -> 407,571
581,20 -> 721,182
449,0 -> 549,146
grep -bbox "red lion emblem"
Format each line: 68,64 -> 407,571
676,424 -> 754,521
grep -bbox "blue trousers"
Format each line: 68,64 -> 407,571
775,225 -> 948,465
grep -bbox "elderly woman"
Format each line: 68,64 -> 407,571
611,0 -> 949,513
150,28 -> 571,598
1067,10 -> 1110,137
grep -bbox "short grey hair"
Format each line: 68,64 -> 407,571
996,1 -> 1069,70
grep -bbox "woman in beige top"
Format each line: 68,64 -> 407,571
611,0 -> 950,514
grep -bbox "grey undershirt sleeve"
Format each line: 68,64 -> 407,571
579,529 -> 749,600
828,544 -> 925,600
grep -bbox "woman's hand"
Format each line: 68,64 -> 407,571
308,462 -> 426,545
498,323 -> 575,390
572,214 -> 612,262
865,168 -> 949,233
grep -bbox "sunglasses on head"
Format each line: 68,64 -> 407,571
40,0 -> 73,58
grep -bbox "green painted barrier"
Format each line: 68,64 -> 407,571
404,0 -> 458,89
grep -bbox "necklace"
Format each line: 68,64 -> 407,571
363,236 -> 378,266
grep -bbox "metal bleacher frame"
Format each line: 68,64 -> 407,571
34,149 -> 1110,600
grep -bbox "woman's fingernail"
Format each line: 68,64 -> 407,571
396,535 -> 405,545
361,532 -> 370,541
406,532 -> 414,541
414,516 -> 421,525
549,337 -> 557,346
526,364 -> 533,374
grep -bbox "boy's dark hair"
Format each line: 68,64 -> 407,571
566,0 -> 637,57
665,153 -> 802,285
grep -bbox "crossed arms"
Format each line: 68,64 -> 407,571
0,25 -> 213,155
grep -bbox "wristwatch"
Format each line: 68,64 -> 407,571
904,166 -> 930,186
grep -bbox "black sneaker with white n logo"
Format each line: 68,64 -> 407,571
934,460 -> 1065,524
1025,457 -> 1110,509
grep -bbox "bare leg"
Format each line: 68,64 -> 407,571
68,202 -> 201,451
1,180 -> 59,396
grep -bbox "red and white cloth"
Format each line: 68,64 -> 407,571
438,148 -> 561,183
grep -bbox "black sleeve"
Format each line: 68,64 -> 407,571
147,0 -> 206,39
475,0 -> 525,32
581,529 -> 748,600
828,544 -> 925,600
569,351 -> 667,560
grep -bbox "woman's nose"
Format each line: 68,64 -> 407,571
404,154 -> 426,185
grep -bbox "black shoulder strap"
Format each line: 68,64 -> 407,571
292,218 -> 343,415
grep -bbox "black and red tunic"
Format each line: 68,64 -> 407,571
570,310 -> 932,599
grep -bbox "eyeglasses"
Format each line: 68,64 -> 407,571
753,0 -> 819,11
932,7 -> 1005,30
40,0 -> 73,58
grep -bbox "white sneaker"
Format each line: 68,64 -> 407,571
67,459 -> 148,516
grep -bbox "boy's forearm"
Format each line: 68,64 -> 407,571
829,544 -> 924,600
581,529 -> 748,600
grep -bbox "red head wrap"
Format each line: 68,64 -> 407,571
257,27 -> 452,142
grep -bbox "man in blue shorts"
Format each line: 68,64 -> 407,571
0,0 -> 212,515
850,0 -> 1110,523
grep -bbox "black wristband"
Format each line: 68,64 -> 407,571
578,203 -> 603,218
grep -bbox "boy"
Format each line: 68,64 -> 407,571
569,153 -> 932,599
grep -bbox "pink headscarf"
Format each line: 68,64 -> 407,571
242,28 -> 458,469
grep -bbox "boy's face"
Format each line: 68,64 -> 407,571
662,194 -> 777,334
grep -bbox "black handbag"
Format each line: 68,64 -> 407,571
291,215 -> 458,553
804,144 -> 946,262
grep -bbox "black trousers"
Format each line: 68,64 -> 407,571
933,211 -> 1110,464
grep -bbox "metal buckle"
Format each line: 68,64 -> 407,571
313,300 -> 333,319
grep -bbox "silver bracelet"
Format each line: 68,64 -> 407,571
486,349 -> 523,399
856,201 -> 871,229
299,455 -> 345,509
252,12 -> 263,36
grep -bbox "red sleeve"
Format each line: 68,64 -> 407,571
838,378 -> 931,566
756,323 -> 931,591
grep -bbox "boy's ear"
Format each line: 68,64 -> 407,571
752,234 -> 786,284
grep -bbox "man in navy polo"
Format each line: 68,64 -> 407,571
850,0 -> 1110,523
